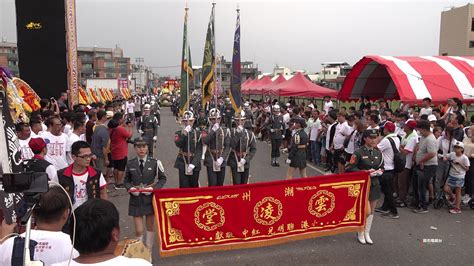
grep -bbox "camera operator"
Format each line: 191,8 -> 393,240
53,199 -> 150,265
0,186 -> 78,264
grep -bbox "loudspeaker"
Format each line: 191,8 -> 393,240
15,0 -> 68,100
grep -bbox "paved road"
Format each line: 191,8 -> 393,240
109,108 -> 474,265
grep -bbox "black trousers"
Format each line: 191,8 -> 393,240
178,168 -> 200,188
231,167 -> 250,185
207,166 -> 226,186
271,138 -> 282,158
380,170 -> 398,214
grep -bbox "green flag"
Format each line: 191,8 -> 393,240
179,7 -> 193,115
201,4 -> 215,108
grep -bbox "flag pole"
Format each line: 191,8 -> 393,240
185,3 -> 189,112
212,1 -> 217,109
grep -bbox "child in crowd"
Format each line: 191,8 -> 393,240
443,141 -> 470,214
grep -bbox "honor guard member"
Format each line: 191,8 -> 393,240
124,137 -> 167,249
286,116 -> 308,179
150,100 -> 161,127
196,108 -> 208,130
174,111 -> 203,188
243,102 -> 254,130
202,108 -> 231,186
228,110 -> 257,185
222,98 -> 234,128
137,104 -> 158,158
266,104 -> 284,166
346,129 -> 383,245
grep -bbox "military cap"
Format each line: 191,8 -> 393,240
133,137 -> 147,146
362,129 -> 379,138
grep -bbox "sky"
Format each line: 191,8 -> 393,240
0,0 -> 471,77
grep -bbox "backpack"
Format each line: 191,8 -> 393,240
387,137 -> 405,173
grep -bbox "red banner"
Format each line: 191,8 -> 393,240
153,172 -> 370,257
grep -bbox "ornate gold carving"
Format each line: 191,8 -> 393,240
165,201 -> 180,216
168,228 -> 184,243
253,197 -> 283,226
194,202 -> 225,231
308,190 -> 335,218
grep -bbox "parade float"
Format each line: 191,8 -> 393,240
160,79 -> 180,106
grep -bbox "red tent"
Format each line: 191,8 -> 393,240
250,76 -> 273,94
264,74 -> 287,94
270,72 -> 337,98
242,78 -> 255,94
338,55 -> 474,104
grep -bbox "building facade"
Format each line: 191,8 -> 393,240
0,40 -> 20,77
77,46 -> 131,86
439,4 -> 474,56
317,62 -> 352,90
193,56 -> 259,93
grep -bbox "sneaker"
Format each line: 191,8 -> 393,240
374,207 -> 390,214
395,199 -> 407,208
449,208 -> 461,214
412,208 -> 428,214
114,184 -> 126,190
462,195 -> 472,205
381,212 -> 399,219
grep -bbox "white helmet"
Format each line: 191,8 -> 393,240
144,104 -> 151,110
234,110 -> 246,120
273,105 -> 280,112
243,102 -> 250,110
182,111 -> 195,121
208,108 -> 221,119
150,101 -> 155,106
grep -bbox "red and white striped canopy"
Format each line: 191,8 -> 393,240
338,56 -> 474,104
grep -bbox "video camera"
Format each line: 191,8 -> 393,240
1,172 -> 49,224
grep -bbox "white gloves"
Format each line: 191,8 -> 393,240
138,129 -> 144,134
184,125 -> 192,133
142,187 -> 153,196
187,164 -> 195,173
237,125 -> 244,132
153,136 -> 157,141
270,129 -> 275,133
240,158 -> 246,165
216,157 -> 224,166
282,135 -> 285,138
369,169 -> 383,177
286,159 -> 291,164
129,187 -> 140,196
212,123 -> 220,132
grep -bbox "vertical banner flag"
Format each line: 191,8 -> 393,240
179,6 -> 194,115
201,4 -> 216,108
230,7 -> 241,113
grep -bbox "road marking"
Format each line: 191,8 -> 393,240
306,163 -> 327,175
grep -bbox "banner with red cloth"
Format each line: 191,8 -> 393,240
153,172 -> 370,257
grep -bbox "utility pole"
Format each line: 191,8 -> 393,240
136,57 -> 145,95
